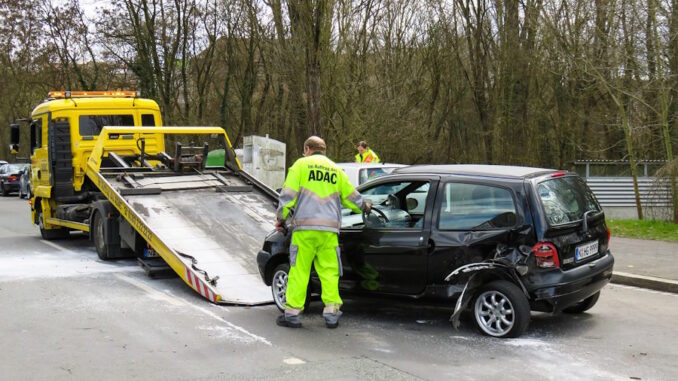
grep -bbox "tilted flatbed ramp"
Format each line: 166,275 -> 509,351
87,127 -> 278,305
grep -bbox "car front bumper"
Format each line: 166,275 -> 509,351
526,251 -> 614,313
256,250 -> 272,285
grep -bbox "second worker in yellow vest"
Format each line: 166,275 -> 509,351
355,140 -> 380,163
276,136 -> 371,329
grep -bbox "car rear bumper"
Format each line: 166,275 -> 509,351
526,251 -> 614,313
3,182 -> 20,191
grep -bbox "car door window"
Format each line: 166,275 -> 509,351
360,180 -> 430,229
438,183 -> 517,230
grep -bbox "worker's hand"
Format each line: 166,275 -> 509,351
362,199 -> 372,214
275,220 -> 285,233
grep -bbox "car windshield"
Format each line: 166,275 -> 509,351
358,167 -> 398,185
537,176 -> 601,226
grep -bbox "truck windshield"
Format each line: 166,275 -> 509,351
537,176 -> 601,226
79,115 -> 134,136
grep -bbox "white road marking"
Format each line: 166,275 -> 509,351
115,273 -> 272,346
40,239 -> 78,254
283,357 -> 306,365
187,302 -> 272,346
115,273 -> 184,306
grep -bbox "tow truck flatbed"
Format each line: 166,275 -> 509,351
83,127 -> 279,305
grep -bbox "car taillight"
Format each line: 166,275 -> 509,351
606,226 -> 611,244
533,242 -> 560,269
9,175 -> 17,181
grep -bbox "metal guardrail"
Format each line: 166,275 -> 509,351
585,177 -> 672,207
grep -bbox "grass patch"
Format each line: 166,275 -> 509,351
607,219 -> 678,243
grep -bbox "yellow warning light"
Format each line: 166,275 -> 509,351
48,90 -> 141,99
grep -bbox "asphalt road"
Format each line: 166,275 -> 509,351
1,196 -> 677,381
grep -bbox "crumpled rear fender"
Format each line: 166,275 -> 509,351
447,264 -> 529,329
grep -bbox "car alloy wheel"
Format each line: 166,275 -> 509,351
474,290 -> 515,337
271,266 -> 289,312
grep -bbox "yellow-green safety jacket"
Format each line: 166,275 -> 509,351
355,148 -> 380,163
277,153 -> 364,233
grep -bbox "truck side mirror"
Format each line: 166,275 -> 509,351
9,123 -> 20,154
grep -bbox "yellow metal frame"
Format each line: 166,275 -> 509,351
45,217 -> 90,232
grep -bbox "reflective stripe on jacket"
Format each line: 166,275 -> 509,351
277,153 -> 364,233
354,148 -> 380,163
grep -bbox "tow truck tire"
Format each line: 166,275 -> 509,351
563,291 -> 600,314
271,263 -> 312,313
92,211 -> 109,260
472,280 -> 530,339
38,210 -> 69,240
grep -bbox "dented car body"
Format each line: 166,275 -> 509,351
257,165 -> 614,338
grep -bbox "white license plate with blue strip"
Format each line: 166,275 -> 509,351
575,240 -> 598,262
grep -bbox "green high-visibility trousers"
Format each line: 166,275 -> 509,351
285,230 -> 342,311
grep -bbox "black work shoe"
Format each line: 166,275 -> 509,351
276,314 -> 302,328
323,311 -> 342,329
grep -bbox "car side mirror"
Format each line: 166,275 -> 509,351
9,123 -> 20,153
406,197 -> 418,211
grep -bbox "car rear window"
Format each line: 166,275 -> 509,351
79,115 -> 134,136
8,164 -> 26,172
438,183 -> 517,230
537,176 -> 601,226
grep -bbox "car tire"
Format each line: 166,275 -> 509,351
271,263 -> 312,312
563,291 -> 600,314
0,182 -> 7,197
92,211 -> 110,260
38,209 -> 69,240
472,280 -> 530,338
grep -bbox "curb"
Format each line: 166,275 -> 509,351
611,272 -> 678,294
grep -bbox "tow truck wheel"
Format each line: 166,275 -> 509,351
472,280 -> 530,338
38,210 -> 69,240
92,211 -> 109,260
271,263 -> 312,313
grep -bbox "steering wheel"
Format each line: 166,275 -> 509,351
362,206 -> 390,226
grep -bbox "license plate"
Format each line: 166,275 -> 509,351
575,241 -> 599,262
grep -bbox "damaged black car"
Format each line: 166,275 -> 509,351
257,165 -> 614,338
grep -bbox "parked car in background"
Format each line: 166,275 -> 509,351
337,163 -> 406,187
257,165 -> 614,338
0,163 -> 29,196
18,165 -> 31,199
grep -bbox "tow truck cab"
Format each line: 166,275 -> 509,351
24,91 -> 163,237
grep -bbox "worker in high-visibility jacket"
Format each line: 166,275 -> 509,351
355,140 -> 380,163
276,136 -> 371,329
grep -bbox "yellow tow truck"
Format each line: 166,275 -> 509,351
9,91 -> 279,304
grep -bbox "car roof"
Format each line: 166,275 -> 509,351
393,164 -> 558,179
336,163 -> 405,169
